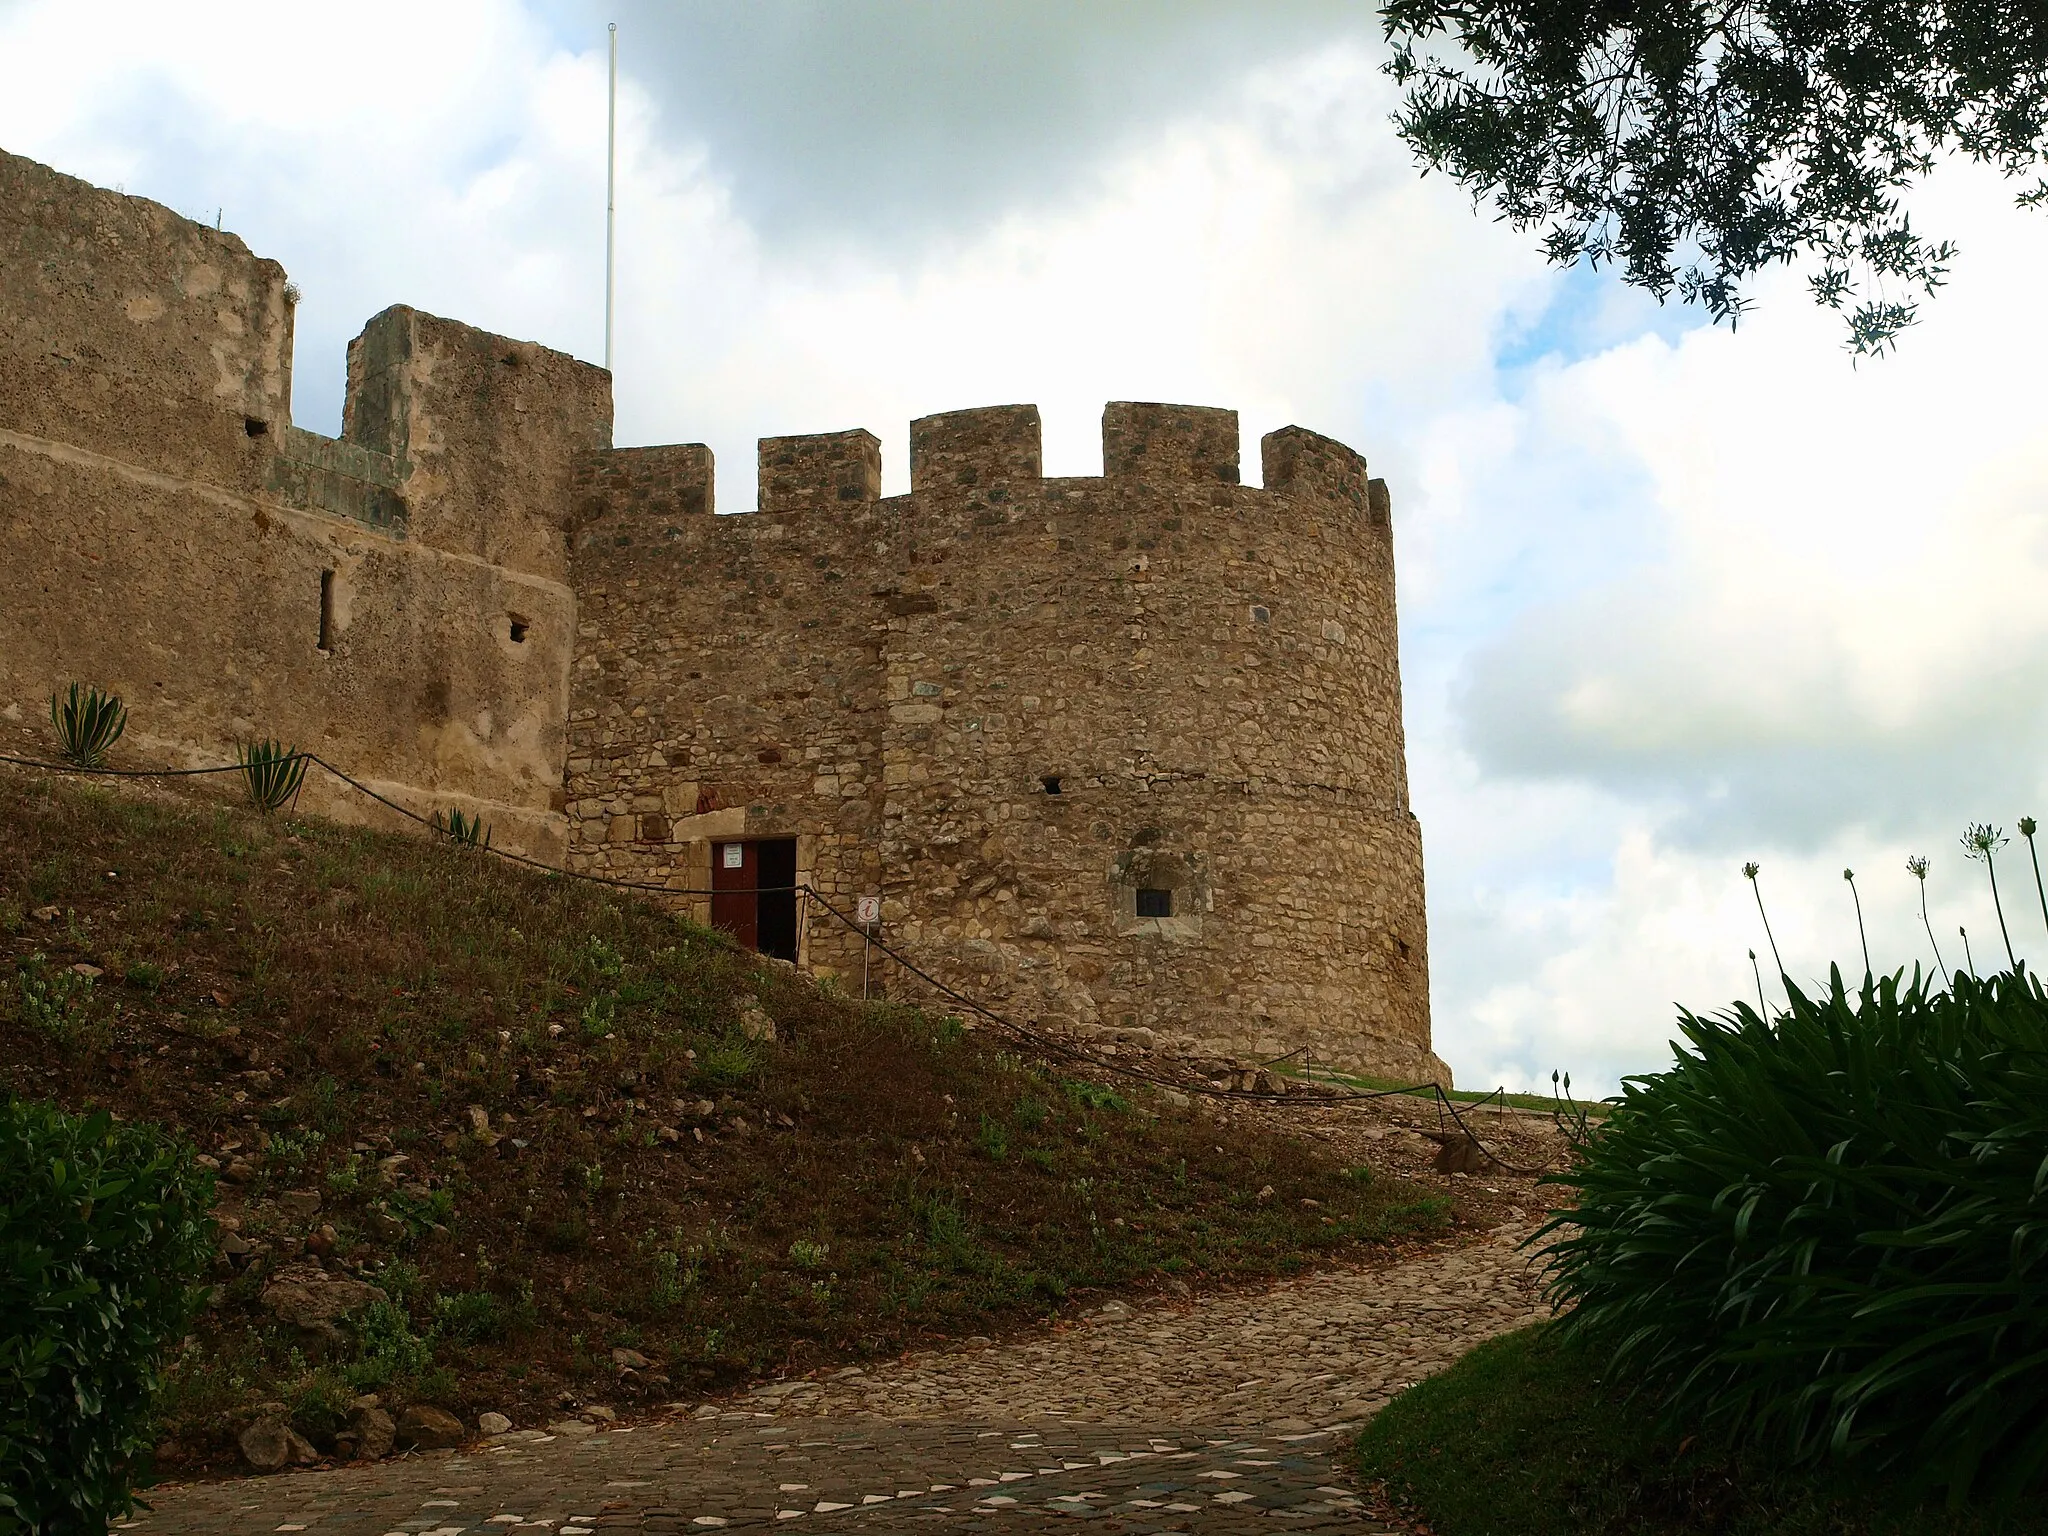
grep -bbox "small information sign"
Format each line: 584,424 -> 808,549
856,895 -> 882,926
722,844 -> 744,869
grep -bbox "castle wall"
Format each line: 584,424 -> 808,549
566,405 -> 1441,1081
0,149 -> 608,856
1,145 -> 1441,1080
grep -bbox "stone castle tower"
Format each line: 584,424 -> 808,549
0,148 -> 1444,1083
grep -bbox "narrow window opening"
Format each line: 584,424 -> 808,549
1136,887 -> 1173,919
507,613 -> 529,644
244,416 -> 269,438
317,570 -> 334,653
1041,775 -> 1063,795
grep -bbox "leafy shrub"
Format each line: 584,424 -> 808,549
9,953 -> 95,1044
787,1239 -> 830,1271
431,1289 -> 506,1343
1,1097 -> 214,1532
343,1298 -> 436,1393
49,684 -> 126,770
975,1115 -> 1010,1160
1061,1079 -> 1129,1114
693,1037 -> 759,1090
1542,966 -> 2048,1500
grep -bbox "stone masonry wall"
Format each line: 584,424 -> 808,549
0,149 -> 610,857
566,405 -> 1442,1082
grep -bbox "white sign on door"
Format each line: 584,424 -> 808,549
856,895 -> 881,925
722,844 -> 744,869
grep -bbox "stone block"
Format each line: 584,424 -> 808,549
1102,402 -> 1239,484
758,428 -> 882,513
910,405 -> 1041,495
1261,425 -> 1370,515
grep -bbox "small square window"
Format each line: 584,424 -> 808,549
1135,887 -> 1173,919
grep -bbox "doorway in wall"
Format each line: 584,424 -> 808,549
710,838 -> 799,962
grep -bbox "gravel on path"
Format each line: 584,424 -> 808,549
131,1223 -> 1548,1534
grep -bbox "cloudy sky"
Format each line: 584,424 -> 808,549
8,0 -> 2048,1092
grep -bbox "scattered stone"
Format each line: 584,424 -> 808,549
548,1418 -> 598,1436
306,1223 -> 339,1258
221,1158 -> 254,1184
582,1404 -> 618,1423
30,905 -> 60,923
737,998 -> 778,1043
1428,1132 -> 1491,1175
395,1404 -> 464,1450
477,1411 -> 513,1435
68,962 -> 103,978
1255,1185 -> 1275,1203
275,1189 -> 322,1220
260,1269 -> 387,1348
611,1348 -> 650,1371
343,1403 -> 395,1460
237,1416 -> 317,1472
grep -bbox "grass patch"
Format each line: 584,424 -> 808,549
1297,1065 -> 1606,1117
0,772 -> 1470,1471
1354,1326 -> 2047,1536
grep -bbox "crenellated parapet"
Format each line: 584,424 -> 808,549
910,404 -> 1043,496
758,428 -> 881,513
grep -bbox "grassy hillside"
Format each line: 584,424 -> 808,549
1354,1327 -> 2047,1536
0,773 -> 1462,1471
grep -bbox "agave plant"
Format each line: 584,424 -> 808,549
49,683 -> 127,769
432,808 -> 493,850
236,739 -> 307,814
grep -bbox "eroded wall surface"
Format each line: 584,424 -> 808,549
567,405 -> 1442,1081
0,150 -> 609,856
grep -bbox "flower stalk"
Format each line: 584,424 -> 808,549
1907,856 -> 1947,988
1960,823 -> 2017,971
2020,817 -> 2048,942
1843,868 -> 1870,980
1743,862 -> 1785,982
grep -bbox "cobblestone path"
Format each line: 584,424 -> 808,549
131,1224 -> 1546,1535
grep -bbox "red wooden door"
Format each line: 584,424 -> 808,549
710,841 -> 758,949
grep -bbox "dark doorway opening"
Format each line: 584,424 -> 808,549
710,838 -> 799,962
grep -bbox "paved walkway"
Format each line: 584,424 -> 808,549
132,1225 -> 1547,1535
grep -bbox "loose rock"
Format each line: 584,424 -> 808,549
259,1268 -> 387,1348
395,1404 -> 464,1450
237,1417 -> 317,1473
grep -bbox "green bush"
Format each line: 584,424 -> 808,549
1,1097 -> 214,1532
1542,966 -> 2048,1501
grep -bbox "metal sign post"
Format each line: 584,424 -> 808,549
856,895 -> 881,999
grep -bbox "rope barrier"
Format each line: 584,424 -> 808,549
2,742 -> 1557,1175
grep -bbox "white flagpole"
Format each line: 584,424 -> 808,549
605,21 -> 617,373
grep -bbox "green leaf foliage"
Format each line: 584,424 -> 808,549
1380,1 -> 2048,353
1541,966 -> 2048,1502
0,1097 -> 215,1533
